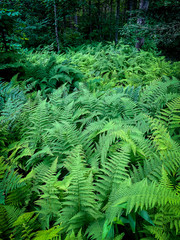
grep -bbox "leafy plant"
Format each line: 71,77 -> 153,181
0,42 -> 179,240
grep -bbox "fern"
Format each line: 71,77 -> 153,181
2,169 -> 26,195
63,229 -> 84,240
35,159 -> 61,229
0,205 -> 24,239
13,212 -> 39,240
158,97 -> 180,139
107,178 -> 179,215
85,218 -> 105,240
143,226 -> 171,240
139,77 -> 179,116
96,144 -> 130,204
1,42 -> 179,239
0,79 -> 26,126
150,118 -> 180,175
24,55 -> 83,96
130,155 -> 162,183
58,145 -> 100,232
33,225 -> 63,240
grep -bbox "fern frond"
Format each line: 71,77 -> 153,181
143,226 -> 170,240
150,118 -> 180,175
34,159 -> 61,229
59,145 -> 100,232
0,80 -> 26,126
158,97 -> 180,138
0,205 -> 24,239
130,155 -> 162,183
112,179 -> 180,214
2,169 -> 26,195
96,144 -> 130,203
85,218 -> 105,240
13,212 -> 39,240
64,229 -> 84,240
33,225 -> 63,240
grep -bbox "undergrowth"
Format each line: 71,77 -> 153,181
0,42 -> 180,240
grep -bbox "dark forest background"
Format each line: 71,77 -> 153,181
1,0 -> 180,59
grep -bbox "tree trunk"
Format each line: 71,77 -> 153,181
110,0 -> 113,40
104,5 -> 107,20
128,0 -> 134,16
135,0 -> 149,50
89,0 -> 92,38
97,0 -> 102,40
115,0 -> 120,45
122,0 -> 127,24
54,1 -> 60,52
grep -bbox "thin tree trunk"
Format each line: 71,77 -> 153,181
97,0 -> 102,40
122,0 -> 127,24
115,0 -> 120,45
135,0 -> 149,50
103,5 -> 107,39
54,1 -> 60,52
110,0 -> 113,40
104,5 -> 107,20
89,0 -> 92,38
128,0 -> 134,13
127,0 -> 134,19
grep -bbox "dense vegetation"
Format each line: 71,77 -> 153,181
0,0 -> 180,58
0,42 -> 180,240
0,0 -> 180,240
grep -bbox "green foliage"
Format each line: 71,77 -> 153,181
35,159 -> 61,229
0,42 -> 179,240
21,43 -> 180,93
1,0 -> 179,60
33,225 -> 62,240
0,7 -> 23,51
0,77 -> 26,126
0,52 -> 25,81
158,97 -> 180,140
24,55 -> 83,96
59,146 -> 100,233
62,28 -> 85,48
120,2 -> 180,57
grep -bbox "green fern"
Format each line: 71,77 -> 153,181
150,118 -> 180,175
0,79 -> 26,126
13,212 -> 39,240
107,178 -> 179,215
58,145 -> 100,232
0,42 -> 179,239
158,97 -> 180,139
35,159 -> 61,229
85,218 -> 105,240
0,205 -> 24,239
96,144 -> 130,204
33,225 -> 63,240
